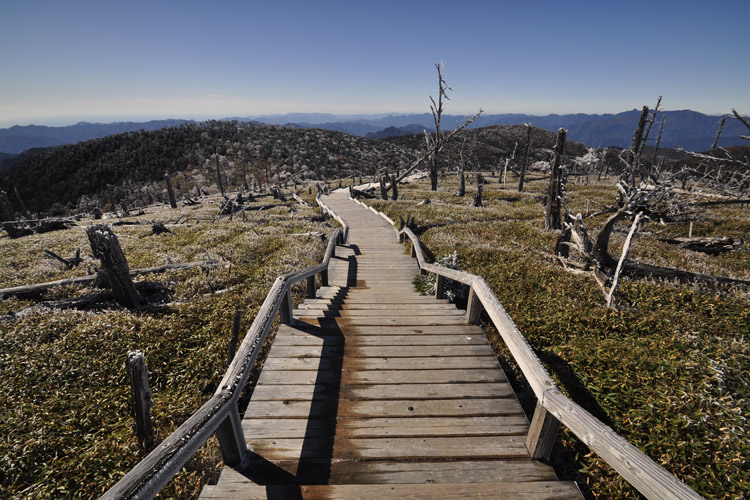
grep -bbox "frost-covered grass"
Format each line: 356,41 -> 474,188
0,194 -> 333,499
368,172 -> 749,499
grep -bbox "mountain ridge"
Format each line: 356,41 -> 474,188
1,110 -> 747,155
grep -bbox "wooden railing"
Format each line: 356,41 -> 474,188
349,196 -> 702,500
100,195 -> 345,500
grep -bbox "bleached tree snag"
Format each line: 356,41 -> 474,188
215,155 -> 225,195
390,174 -> 398,200
606,212 -> 643,308
519,124 -> 532,192
457,164 -> 466,197
164,174 -> 177,209
471,173 -> 484,207
711,116 -> 726,150
241,149 -> 250,191
380,177 -> 388,200
87,224 -> 142,309
127,351 -> 154,450
226,310 -> 242,368
429,61 -> 450,191
652,116 -> 666,169
544,129 -> 567,231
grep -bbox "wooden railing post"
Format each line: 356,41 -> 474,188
526,399 -> 560,461
466,285 -> 482,324
321,268 -> 329,287
215,407 -> 246,466
126,351 -> 154,450
226,310 -> 241,368
280,288 -> 293,324
306,275 -> 316,299
435,274 -> 446,300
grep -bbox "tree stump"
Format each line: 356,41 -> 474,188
164,174 -> 177,209
127,351 -> 154,450
86,224 -> 142,309
544,129 -> 567,231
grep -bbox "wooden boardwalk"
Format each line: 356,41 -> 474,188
200,191 -> 582,499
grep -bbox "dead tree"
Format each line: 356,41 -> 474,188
380,176 -> 388,200
428,61 -> 451,191
240,149 -> 250,191
164,174 -> 177,209
390,174 -> 398,201
127,351 -> 154,450
471,173 -> 484,207
544,129 -> 567,231
518,124 -> 532,192
87,224 -> 141,309
215,154 -> 225,195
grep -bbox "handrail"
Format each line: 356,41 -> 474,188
317,193 -> 349,244
101,225 -> 343,500
350,196 -> 702,500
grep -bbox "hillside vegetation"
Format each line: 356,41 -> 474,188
365,172 -> 748,499
0,194 -> 335,498
0,119 -> 748,499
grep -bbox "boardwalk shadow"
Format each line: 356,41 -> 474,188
234,295 -> 348,491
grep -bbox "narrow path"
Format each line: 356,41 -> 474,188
200,190 -> 581,499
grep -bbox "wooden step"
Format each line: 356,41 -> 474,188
200,481 -> 582,499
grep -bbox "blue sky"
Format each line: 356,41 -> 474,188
1,0 -> 748,127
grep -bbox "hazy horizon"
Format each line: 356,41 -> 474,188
0,107 -> 738,130
2,1 -> 748,129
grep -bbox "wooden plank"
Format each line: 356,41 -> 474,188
256,369 -> 508,385
249,382 -> 514,401
265,344 -> 494,359
273,334 -> 487,346
244,436 -> 528,461
246,398 -> 524,419
293,309 -> 465,317
261,356 -> 500,371
328,460 -> 557,484
279,324 -> 483,335
242,416 -> 529,439
334,317 -> 472,326
200,481 -> 582,499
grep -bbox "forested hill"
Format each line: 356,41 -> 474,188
0,121 -> 418,215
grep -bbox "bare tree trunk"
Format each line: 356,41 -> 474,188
380,176 -> 388,200
544,129 -> 567,231
241,150 -> 250,191
164,174 -> 177,209
471,173 -> 484,207
457,165 -> 465,196
87,224 -> 141,309
519,124 -> 532,192
215,155 -> 225,194
606,212 -> 643,308
390,173 -> 398,200
127,351 -> 154,450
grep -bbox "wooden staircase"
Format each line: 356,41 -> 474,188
199,191 -> 582,499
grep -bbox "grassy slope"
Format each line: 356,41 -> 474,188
0,195 -> 333,499
367,172 -> 749,499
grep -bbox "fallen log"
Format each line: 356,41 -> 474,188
0,260 -> 219,299
660,236 -> 741,255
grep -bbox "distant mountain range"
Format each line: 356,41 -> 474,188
0,119 -> 192,155
1,111 -> 747,159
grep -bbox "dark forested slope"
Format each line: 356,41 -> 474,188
0,121 -> 418,214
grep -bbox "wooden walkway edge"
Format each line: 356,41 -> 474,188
200,191 -> 582,499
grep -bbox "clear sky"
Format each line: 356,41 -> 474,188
1,0 -> 748,127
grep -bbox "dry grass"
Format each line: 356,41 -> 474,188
367,171 -> 749,499
0,193 -> 333,499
